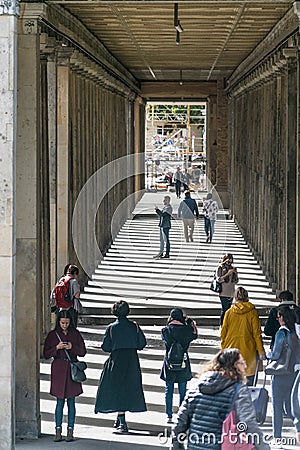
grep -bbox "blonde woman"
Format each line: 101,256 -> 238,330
221,286 -> 266,385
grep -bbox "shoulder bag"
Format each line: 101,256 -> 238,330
210,268 -> 222,294
56,332 -> 87,383
265,330 -> 293,375
222,383 -> 255,450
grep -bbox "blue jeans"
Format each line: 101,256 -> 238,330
55,397 -> 76,428
160,227 -> 170,255
175,180 -> 181,198
204,217 -> 215,241
165,381 -> 187,418
219,296 -> 233,325
271,373 -> 296,438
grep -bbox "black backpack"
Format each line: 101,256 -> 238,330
166,330 -> 185,371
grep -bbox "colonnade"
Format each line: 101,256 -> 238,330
227,5 -> 300,298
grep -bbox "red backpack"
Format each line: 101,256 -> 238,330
52,276 -> 73,309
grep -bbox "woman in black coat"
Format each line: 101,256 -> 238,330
95,300 -> 147,432
160,308 -> 198,423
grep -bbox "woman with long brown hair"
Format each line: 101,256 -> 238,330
43,309 -> 87,442
171,348 -> 270,450
216,253 -> 238,325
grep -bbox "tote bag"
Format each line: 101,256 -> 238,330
222,408 -> 256,450
222,383 -> 255,450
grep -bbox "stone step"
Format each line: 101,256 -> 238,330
80,211 -> 276,328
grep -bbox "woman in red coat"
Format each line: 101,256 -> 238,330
43,309 -> 86,442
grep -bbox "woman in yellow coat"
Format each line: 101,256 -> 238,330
221,286 -> 266,385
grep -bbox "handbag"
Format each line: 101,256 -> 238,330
69,360 -> 87,383
265,331 -> 293,375
222,383 -> 255,450
210,273 -> 222,293
55,332 -> 87,383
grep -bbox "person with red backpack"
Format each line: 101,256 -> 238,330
50,264 -> 81,327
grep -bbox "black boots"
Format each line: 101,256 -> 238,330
114,413 -> 128,433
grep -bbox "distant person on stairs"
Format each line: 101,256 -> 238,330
202,193 -> 218,243
50,264 -> 82,328
160,308 -> 198,423
177,190 -> 199,242
173,167 -> 183,198
216,253 -> 239,325
95,300 -> 147,433
154,195 -> 173,259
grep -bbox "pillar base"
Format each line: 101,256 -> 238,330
16,416 -> 41,440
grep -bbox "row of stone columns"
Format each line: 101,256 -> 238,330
0,4 -> 145,445
227,36 -> 300,299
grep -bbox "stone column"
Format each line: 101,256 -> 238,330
215,80 -> 229,208
134,96 -> 143,202
56,49 -> 72,274
206,95 -> 217,190
283,48 -> 298,295
16,14 -> 40,439
0,1 -> 19,447
47,52 -> 57,287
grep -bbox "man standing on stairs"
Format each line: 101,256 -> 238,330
203,192 -> 218,243
177,190 -> 199,242
173,167 -> 183,198
154,195 -> 173,259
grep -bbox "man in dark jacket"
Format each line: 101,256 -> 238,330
154,195 -> 173,258
264,290 -> 300,349
178,190 -> 199,242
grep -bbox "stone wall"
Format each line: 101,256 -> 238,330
227,6 -> 300,298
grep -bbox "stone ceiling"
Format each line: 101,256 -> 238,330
48,0 -> 293,82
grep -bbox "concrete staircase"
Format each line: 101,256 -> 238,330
79,196 -> 276,326
39,193 -> 297,448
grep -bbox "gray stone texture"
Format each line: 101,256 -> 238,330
0,13 -> 17,450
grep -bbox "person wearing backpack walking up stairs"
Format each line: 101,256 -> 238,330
160,308 -> 198,423
50,264 -> 81,328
